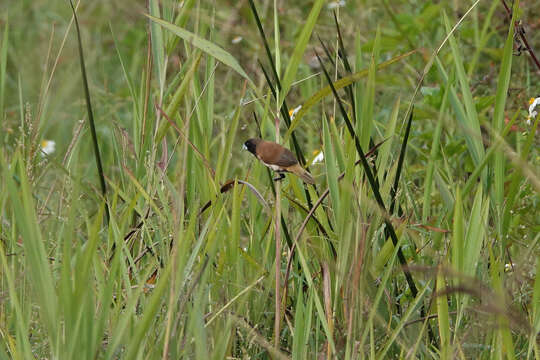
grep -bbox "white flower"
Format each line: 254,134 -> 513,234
40,140 -> 56,156
313,151 -> 324,163
527,96 -> 540,125
288,105 -> 302,120
327,1 -> 346,10
231,36 -> 243,44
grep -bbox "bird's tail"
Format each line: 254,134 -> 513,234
289,164 -> 315,184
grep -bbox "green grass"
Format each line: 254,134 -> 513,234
0,0 -> 539,359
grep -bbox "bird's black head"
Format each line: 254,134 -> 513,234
243,138 -> 260,155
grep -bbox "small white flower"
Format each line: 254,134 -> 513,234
527,96 -> 540,125
231,36 -> 243,44
288,105 -> 302,120
313,151 -> 324,163
40,140 -> 56,156
504,263 -> 515,272
327,1 -> 346,10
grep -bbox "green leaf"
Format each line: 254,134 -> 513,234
360,27 -> 380,149
146,14 -> 255,88
292,284 -> 306,359
377,98 -> 399,183
451,188 -> 464,276
149,0 -> 165,90
492,0 -> 517,237
0,18 -> 8,123
443,12 -> 484,166
436,269 -> 451,360
323,115 -> 340,223
277,0 -> 324,109
5,157 -> 58,352
422,85 -> 449,222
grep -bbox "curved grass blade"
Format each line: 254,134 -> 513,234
69,0 -> 109,222
199,179 -> 270,215
145,14 -> 255,89
281,192 -> 330,240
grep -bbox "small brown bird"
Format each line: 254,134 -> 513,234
243,138 -> 315,184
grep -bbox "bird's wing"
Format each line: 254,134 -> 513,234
276,149 -> 298,167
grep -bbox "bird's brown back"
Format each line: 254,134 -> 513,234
256,140 -> 298,167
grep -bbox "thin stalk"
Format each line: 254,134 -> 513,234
69,0 -> 109,222
273,116 -> 281,349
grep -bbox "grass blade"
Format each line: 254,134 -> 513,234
149,0 -> 165,92
492,0 -> 518,239
333,11 -> 357,128
528,259 -> 540,358
443,12 -> 484,167
322,114 -> 340,223
388,108 -> 414,215
436,268 -> 451,359
5,158 -> 58,354
0,18 -> 7,123
277,0 -> 324,110
376,282 -> 431,358
247,0 -> 279,87
377,97 -> 399,183
146,14 -> 254,88
359,27 -> 380,149
422,86 -> 449,222
69,0 -> 109,222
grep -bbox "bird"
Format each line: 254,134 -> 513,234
243,138 -> 315,184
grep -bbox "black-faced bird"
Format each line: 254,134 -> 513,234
243,138 -> 315,184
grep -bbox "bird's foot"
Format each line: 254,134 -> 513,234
273,173 -> 285,182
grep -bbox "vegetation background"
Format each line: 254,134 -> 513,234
0,0 -> 538,358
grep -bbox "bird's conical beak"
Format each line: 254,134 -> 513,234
242,144 -> 247,150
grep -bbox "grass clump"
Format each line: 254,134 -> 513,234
0,0 -> 538,358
